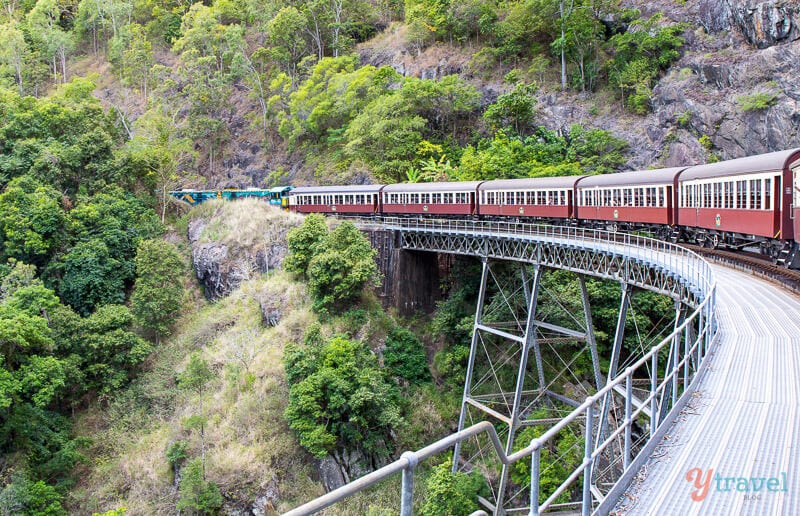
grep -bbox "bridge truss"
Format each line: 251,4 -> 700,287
286,217 -> 717,516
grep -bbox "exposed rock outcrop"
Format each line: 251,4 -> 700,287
728,0 -> 799,48
188,200 -> 303,300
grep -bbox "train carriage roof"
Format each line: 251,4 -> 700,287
577,167 -> 686,188
479,176 -> 584,191
382,181 -> 483,193
289,185 -> 385,194
679,148 -> 800,181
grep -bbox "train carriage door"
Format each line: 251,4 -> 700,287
773,175 -> 781,235
666,185 -> 673,225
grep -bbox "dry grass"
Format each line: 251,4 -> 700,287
69,270 -> 323,515
189,199 -> 304,250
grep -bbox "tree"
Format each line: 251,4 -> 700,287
306,222 -> 378,312
57,187 -> 162,315
344,93 -> 427,182
0,472 -> 66,515
421,460 -> 487,516
80,304 -> 152,393
483,82 -> 538,135
0,78 -> 120,197
126,105 -> 196,222
284,213 -> 329,277
0,175 -> 65,268
26,0 -> 75,84
119,24 -> 155,100
58,240 -> 126,315
606,13 -> 687,112
0,21 -> 27,94
172,4 -> 243,175
284,335 -> 403,460
131,239 -> 184,343
178,353 -> 214,477
265,6 -> 309,85
383,327 -> 431,385
176,457 -> 223,514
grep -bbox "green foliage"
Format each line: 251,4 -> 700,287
484,82 -> 537,135
698,134 -> 713,150
284,335 -> 403,459
510,416 -> 582,505
166,440 -> 189,468
383,327 -> 431,385
178,353 -> 215,394
607,14 -> 687,113
0,176 -> 64,267
0,472 -> 66,516
306,222 -> 378,312
177,457 -> 224,514
0,79 -> 120,196
131,239 -> 185,342
57,187 -> 163,315
284,213 -> 329,277
421,459 -> 487,516
344,92 -> 427,182
458,125 -> 627,180
79,304 -> 152,393
736,92 -> 778,112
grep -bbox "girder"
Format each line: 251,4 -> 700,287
398,230 -> 702,308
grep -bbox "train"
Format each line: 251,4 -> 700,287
171,148 -> 800,268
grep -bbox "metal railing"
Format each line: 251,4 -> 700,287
286,218 -> 717,515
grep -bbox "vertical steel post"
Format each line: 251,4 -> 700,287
579,275 -> 603,391
529,443 -> 541,516
400,452 -> 418,516
582,402 -> 595,516
650,353 -> 658,437
624,373 -> 632,470
683,321 -> 690,390
453,258 -> 490,472
595,283 -> 631,452
496,264 -> 542,512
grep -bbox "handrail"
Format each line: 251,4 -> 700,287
286,218 -> 717,515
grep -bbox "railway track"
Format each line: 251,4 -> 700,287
680,243 -> 800,294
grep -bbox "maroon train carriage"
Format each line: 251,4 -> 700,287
287,184 -> 384,215
575,168 -> 685,231
477,176 -> 584,221
677,148 -> 800,255
381,181 -> 482,217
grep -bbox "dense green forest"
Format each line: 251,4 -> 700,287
0,0 -> 693,512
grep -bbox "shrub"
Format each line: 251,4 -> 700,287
421,459 -> 487,516
384,327 -> 431,385
177,458 -> 223,514
736,92 -> 777,112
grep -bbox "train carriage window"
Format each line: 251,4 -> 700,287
736,180 -> 746,209
421,193 -> 430,204
724,182 -> 732,209
750,179 -> 763,210
765,178 -> 772,210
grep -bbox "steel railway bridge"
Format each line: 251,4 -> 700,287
284,217 -> 799,515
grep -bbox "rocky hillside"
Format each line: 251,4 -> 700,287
357,0 -> 798,172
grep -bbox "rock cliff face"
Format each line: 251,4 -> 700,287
360,0 -> 800,169
727,0 -> 799,48
187,200 -> 303,300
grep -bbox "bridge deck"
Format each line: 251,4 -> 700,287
615,264 -> 800,515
